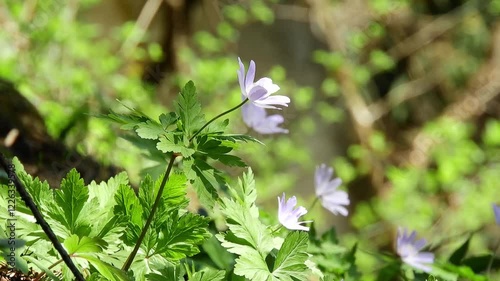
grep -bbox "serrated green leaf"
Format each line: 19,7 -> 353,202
64,234 -> 103,254
11,157 -> 51,214
191,268 -> 226,281
174,81 -> 205,137
233,247 -> 271,281
50,169 -> 89,236
186,159 -> 225,209
136,120 -> 165,140
139,172 -> 189,228
196,137 -> 246,167
87,173 -> 129,242
212,134 -> 264,145
114,185 -> 143,244
228,169 -> 258,218
216,169 -> 275,281
157,133 -> 195,156
272,231 -> 310,280
130,250 -> 181,281
145,261 -> 185,281
88,172 -> 129,209
159,112 -> 179,129
219,201 -> 273,256
138,174 -> 157,217
155,212 -> 211,260
203,119 -> 229,135
102,101 -> 152,130
217,155 -> 246,167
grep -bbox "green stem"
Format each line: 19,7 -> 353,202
122,154 -> 177,271
271,224 -> 283,235
189,98 -> 248,142
308,197 -> 319,212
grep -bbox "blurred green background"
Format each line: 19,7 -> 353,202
1,0 -> 500,279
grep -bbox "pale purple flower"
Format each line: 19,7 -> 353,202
396,227 -> 434,273
241,103 -> 288,134
238,57 -> 290,109
278,193 -> 311,231
493,204 -> 500,225
314,164 -> 349,216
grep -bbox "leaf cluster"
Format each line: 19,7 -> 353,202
0,159 -> 210,280
215,169 -> 313,281
104,81 -> 260,208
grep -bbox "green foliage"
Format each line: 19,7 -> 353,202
174,81 -> 206,139
216,169 -> 313,281
190,268 -> 226,281
0,158 -> 212,279
2,1 -> 500,280
104,81 -> 261,210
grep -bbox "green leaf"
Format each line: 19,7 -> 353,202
218,200 -> 273,256
212,134 -> 264,145
88,172 -> 129,210
160,172 -> 190,210
462,254 -> 500,272
376,261 -> 400,281
231,169 -> 258,218
217,155 -> 246,167
203,119 -> 229,134
87,172 -> 129,242
50,169 -> 89,236
202,236 -> 235,271
114,184 -> 143,244
145,261 -> 185,281
155,212 -> 211,260
157,132 -> 196,156
196,137 -> 246,167
64,234 -> 103,254
185,158 -> 225,209
215,171 -> 279,280
159,112 -> 179,129
130,253 -> 174,281
232,247 -> 271,280
78,253 -> 131,281
174,81 -> 205,137
11,157 -> 51,213
138,172 -> 189,230
103,101 -> 152,130
449,236 -> 471,265
191,268 -> 226,281
23,255 -> 62,281
136,120 -> 165,140
272,231 -> 310,280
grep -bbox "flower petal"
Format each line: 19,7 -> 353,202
246,60 -> 256,90
254,77 -> 280,95
253,95 -> 291,109
242,103 -> 266,127
396,227 -> 434,273
493,204 -> 500,225
277,193 -> 310,231
248,85 -> 269,101
237,57 -> 246,96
